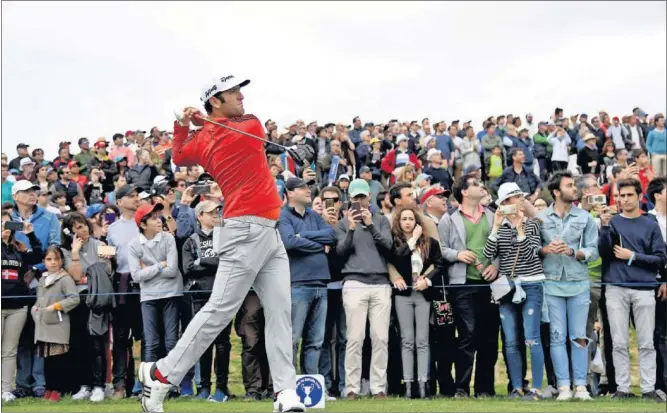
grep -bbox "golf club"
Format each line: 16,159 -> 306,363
174,110 -> 291,150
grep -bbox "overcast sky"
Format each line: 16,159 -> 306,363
2,1 -> 665,159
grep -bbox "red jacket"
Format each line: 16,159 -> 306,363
172,115 -> 281,220
380,150 -> 421,185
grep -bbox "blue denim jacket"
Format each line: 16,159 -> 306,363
537,205 -> 599,281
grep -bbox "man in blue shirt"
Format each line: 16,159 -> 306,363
278,178 -> 336,375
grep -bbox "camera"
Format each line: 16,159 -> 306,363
589,195 -> 607,205
499,204 -> 517,216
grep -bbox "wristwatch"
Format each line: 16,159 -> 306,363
568,248 -> 575,257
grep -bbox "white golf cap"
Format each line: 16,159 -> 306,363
200,75 -> 250,102
11,180 -> 40,195
495,182 -> 529,206
19,157 -> 36,170
427,148 -> 442,161
396,134 -> 408,144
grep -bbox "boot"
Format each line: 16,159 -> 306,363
419,381 -> 427,399
404,381 -> 412,399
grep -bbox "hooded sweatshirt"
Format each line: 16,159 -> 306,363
181,226 -> 218,291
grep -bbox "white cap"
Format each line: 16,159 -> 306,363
200,75 -> 250,102
19,157 -> 35,171
396,134 -> 408,144
495,182 -> 529,206
138,191 -> 151,200
11,180 -> 40,195
423,135 -> 434,147
338,174 -> 350,181
427,148 -> 442,161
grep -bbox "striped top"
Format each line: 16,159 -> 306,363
483,218 -> 545,282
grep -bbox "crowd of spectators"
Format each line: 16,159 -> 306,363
1,106 -> 666,405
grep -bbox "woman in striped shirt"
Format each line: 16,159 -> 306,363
483,183 -> 546,400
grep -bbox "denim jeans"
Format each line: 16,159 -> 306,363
16,346 -> 45,391
141,297 -> 182,362
499,282 -> 544,391
546,290 -> 590,387
319,288 -> 346,395
291,285 -> 328,375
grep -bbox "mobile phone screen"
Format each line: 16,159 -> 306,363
4,221 -> 24,231
350,202 -> 362,220
104,213 -> 117,225
325,199 -> 335,210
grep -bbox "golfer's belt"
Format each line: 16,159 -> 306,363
224,215 -> 278,228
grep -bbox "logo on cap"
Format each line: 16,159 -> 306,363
204,85 -> 218,100
220,75 -> 234,83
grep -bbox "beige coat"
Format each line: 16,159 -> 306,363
31,269 -> 80,345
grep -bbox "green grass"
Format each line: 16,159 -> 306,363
3,318 -> 657,412
2,395 -> 664,412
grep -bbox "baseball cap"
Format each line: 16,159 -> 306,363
427,148 -> 442,161
59,141 -> 71,149
580,113 -> 588,118
78,137 -> 90,146
16,143 -> 29,149
200,75 -> 250,102
94,141 -> 108,149
612,116 -> 620,122
364,122 -> 375,128
86,203 -> 105,219
125,130 -> 135,137
338,174 -> 350,182
285,178 -> 308,191
134,203 -> 164,226
116,184 -> 138,199
396,134 -> 408,144
67,160 -> 81,169
348,179 -> 370,198
197,173 -> 215,185
115,156 -> 128,163
19,157 -> 35,170
138,191 -> 151,200
195,200 -> 220,216
11,180 -> 40,195
419,186 -> 447,204
496,182 -> 528,206
464,164 -> 481,175
415,173 -> 432,186
359,166 -> 371,174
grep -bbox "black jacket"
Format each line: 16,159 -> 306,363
182,227 -> 218,293
1,234 -> 43,309
389,236 -> 445,298
127,164 -> 158,192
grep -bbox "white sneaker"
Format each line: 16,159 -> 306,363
2,392 -> 17,403
138,362 -> 172,412
325,392 -> 336,401
556,385 -> 573,401
90,386 -> 105,403
273,389 -> 306,412
574,385 -> 592,401
72,386 -> 92,400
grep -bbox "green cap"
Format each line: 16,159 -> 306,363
348,179 -> 370,198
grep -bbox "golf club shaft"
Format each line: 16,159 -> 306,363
176,111 -> 290,150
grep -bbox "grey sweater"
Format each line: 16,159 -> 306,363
335,213 -> 393,285
128,231 -> 183,302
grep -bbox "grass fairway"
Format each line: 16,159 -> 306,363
2,396 -> 665,412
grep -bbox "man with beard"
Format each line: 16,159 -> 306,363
538,171 -> 599,401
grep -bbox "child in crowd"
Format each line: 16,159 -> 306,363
32,246 -> 81,402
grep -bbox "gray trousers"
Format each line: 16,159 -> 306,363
395,291 -> 431,382
2,307 -> 28,392
605,285 -> 656,394
156,219 -> 296,392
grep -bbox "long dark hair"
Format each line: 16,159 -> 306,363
1,211 -> 27,253
391,205 -> 430,259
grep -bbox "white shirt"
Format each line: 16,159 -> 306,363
629,125 -> 642,150
649,209 -> 666,243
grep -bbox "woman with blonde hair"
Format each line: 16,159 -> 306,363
389,205 -> 445,399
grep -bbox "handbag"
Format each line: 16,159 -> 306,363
490,246 -> 520,303
432,275 -> 454,326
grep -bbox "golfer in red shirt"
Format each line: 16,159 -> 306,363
138,75 -> 304,413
